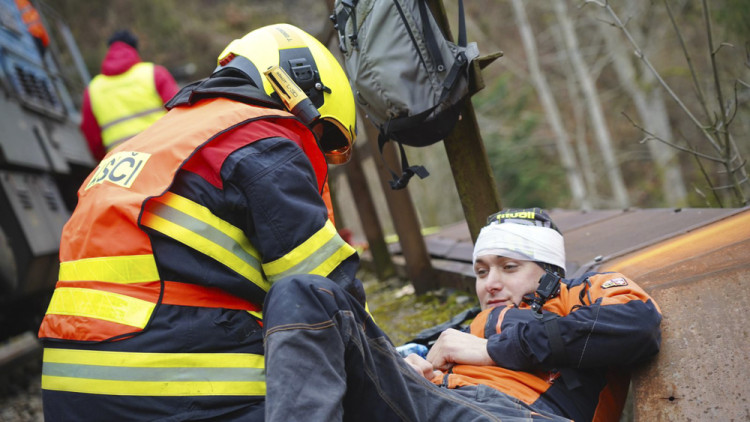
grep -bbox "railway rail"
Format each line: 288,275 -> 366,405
0,332 -> 43,421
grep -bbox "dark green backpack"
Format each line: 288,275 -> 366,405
332,0 -> 479,189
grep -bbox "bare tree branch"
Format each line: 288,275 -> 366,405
703,0 -> 729,149
691,154 -> 724,208
702,0 -> 747,205
593,2 -> 723,153
663,0 -> 710,120
623,113 -> 723,162
585,0 -> 749,206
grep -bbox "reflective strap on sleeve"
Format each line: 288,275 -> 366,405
142,192 -> 270,292
263,220 -> 356,282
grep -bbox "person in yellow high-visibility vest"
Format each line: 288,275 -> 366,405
80,29 -> 179,161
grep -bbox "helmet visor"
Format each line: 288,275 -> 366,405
316,119 -> 352,164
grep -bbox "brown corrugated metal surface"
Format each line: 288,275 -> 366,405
599,210 -> 749,283
555,208 -> 740,276
598,209 -> 750,421
398,208 -> 740,274
547,208 -> 625,231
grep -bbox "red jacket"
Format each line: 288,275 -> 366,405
80,42 -> 179,161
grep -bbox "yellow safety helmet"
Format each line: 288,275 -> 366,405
217,24 -> 356,164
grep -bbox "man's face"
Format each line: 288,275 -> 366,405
474,255 -> 546,310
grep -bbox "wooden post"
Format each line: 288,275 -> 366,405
319,17 -> 398,282
427,0 -> 503,242
344,146 -> 397,280
363,119 -> 437,293
442,103 -> 502,242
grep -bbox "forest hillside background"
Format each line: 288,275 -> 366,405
39,0 -> 750,236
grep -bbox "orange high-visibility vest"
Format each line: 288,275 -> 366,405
89,62 -> 166,152
39,98 -> 330,342
15,0 -> 49,47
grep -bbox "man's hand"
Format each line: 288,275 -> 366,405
404,353 -> 442,380
426,328 -> 494,371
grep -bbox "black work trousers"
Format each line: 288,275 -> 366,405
263,275 -> 569,422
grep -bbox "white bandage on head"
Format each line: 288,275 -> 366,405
472,222 -> 566,273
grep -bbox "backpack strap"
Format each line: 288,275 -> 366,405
457,0 -> 466,47
377,128 -> 429,190
335,0 -> 359,51
418,0 -> 468,71
417,0 -> 445,72
440,0 -> 469,94
538,312 -> 583,391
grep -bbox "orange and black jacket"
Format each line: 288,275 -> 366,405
435,272 -> 662,422
40,72 -> 362,343
38,72 -> 361,420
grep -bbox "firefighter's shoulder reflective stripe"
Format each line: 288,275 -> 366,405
59,254 -> 159,283
42,348 -> 266,397
45,287 -> 155,329
263,219 -> 357,282
141,192 -> 270,292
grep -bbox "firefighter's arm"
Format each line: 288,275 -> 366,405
229,137 -> 365,305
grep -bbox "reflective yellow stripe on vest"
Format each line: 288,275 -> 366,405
47,254 -> 161,329
59,254 -> 159,283
45,288 -> 155,329
141,192 -> 270,292
89,62 -> 165,151
263,219 -> 356,282
42,348 -> 266,396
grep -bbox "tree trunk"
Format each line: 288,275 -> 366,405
596,4 -> 688,207
511,0 -> 589,209
554,0 -> 630,209
566,64 -> 600,206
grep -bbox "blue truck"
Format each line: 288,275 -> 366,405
0,0 -> 94,342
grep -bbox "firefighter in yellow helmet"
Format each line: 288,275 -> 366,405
39,24 -> 361,421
